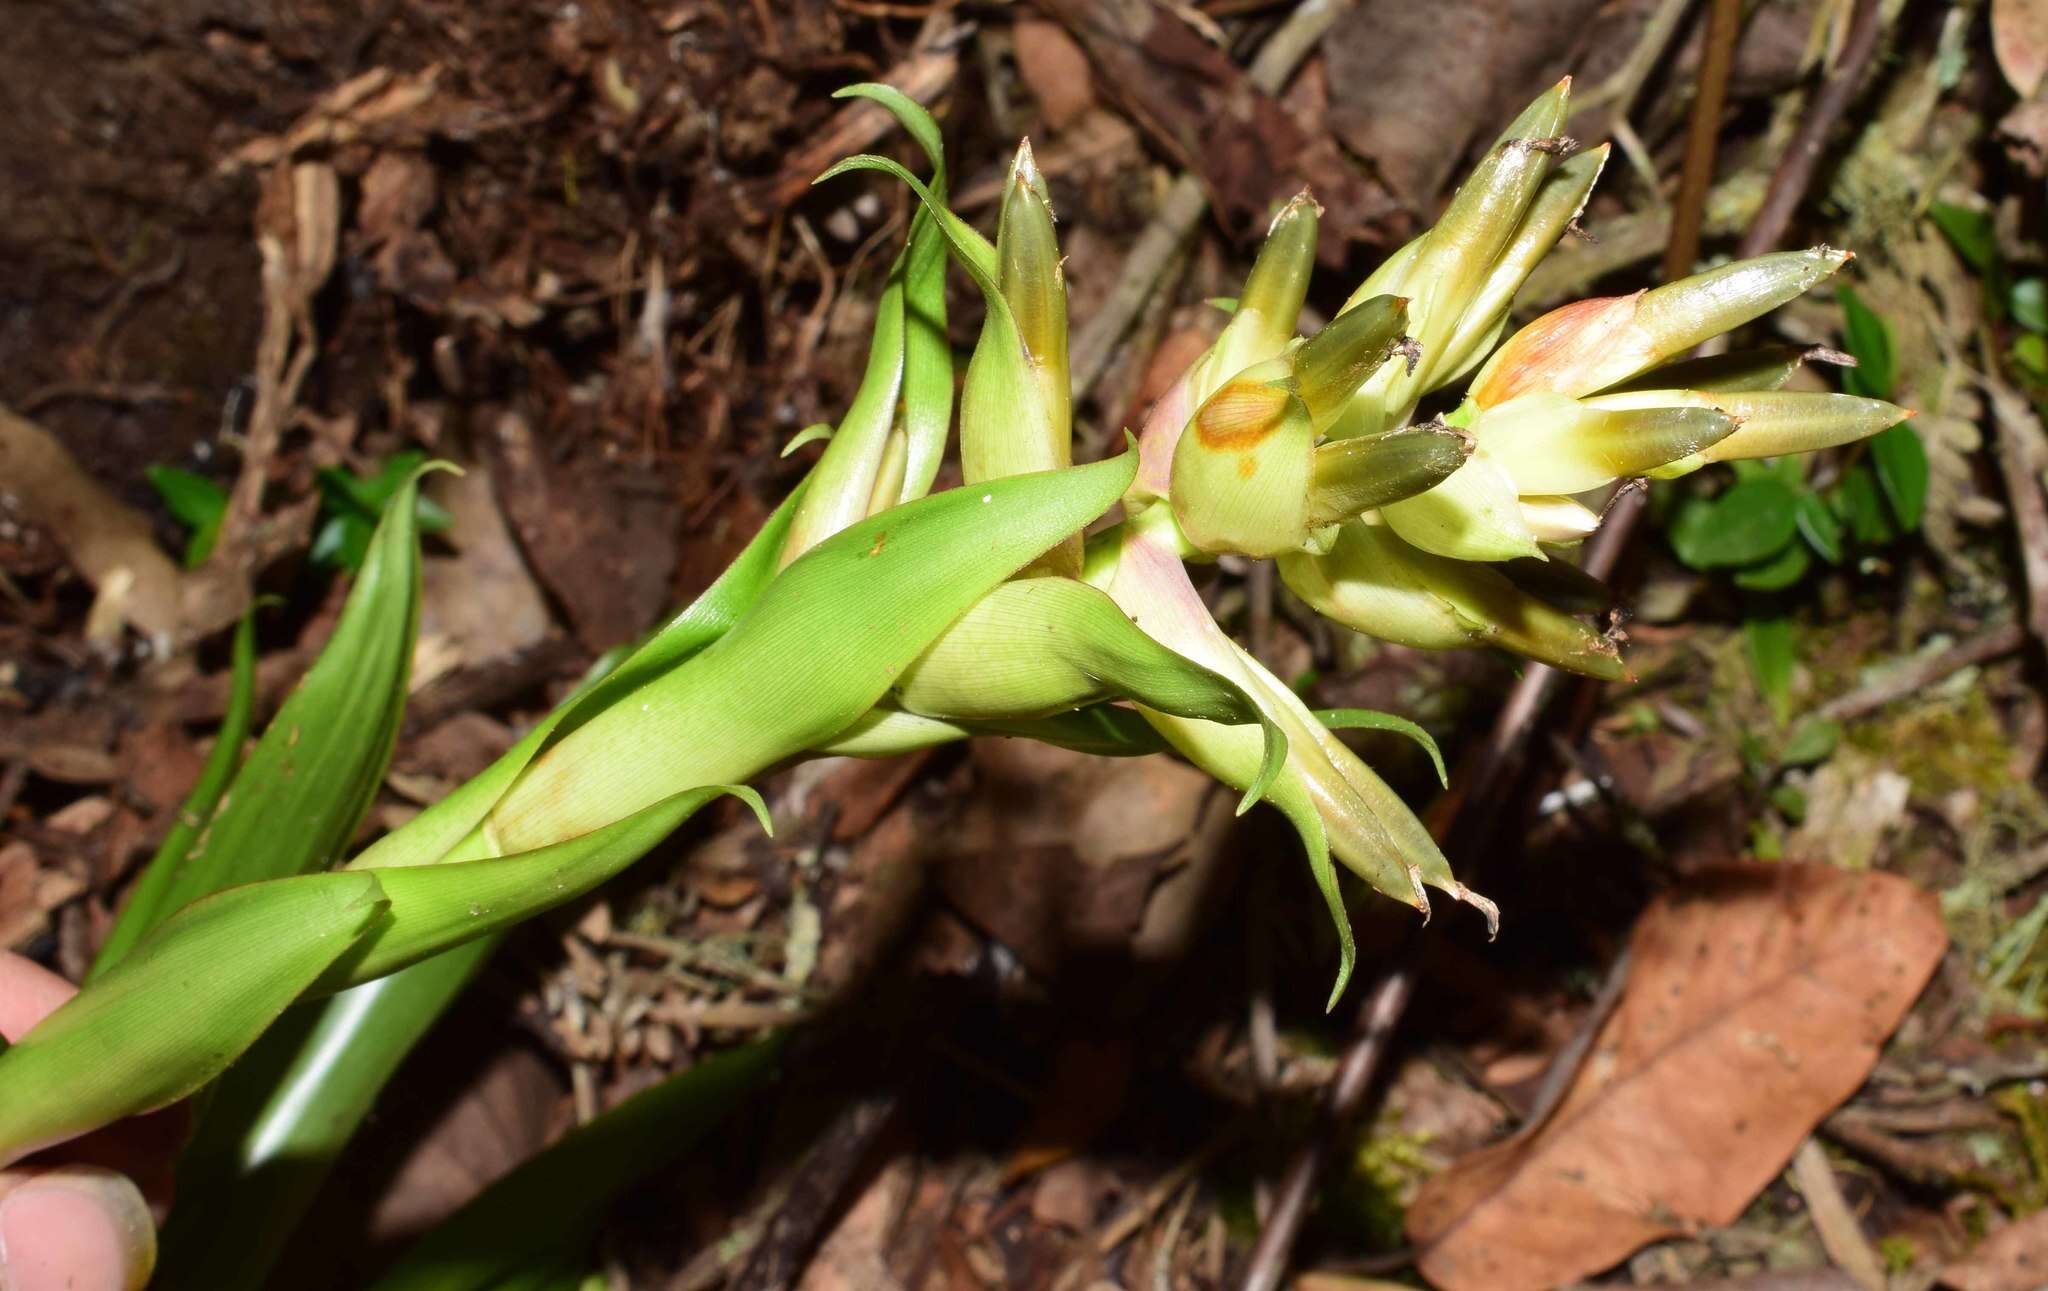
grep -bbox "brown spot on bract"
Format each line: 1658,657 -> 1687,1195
1193,380 -> 1290,451
1235,455 -> 1257,479
867,532 -> 887,557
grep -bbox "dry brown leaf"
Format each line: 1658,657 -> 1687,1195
1942,1208 -> 2048,1291
1407,863 -> 1948,1291
938,742 -> 1224,979
483,409 -> 677,651
0,843 -> 45,950
366,1043 -> 564,1247
1995,0 -> 2048,98
1032,1158 -> 1111,1231
413,463 -> 552,688
223,66 -> 499,172
1014,19 -> 1096,131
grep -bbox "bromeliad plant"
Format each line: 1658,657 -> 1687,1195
0,78 -> 1908,1287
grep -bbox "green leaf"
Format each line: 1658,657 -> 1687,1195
90,607 -> 262,980
1836,285 -> 1895,401
314,452 -> 451,571
1869,421 -> 1928,532
1780,717 -> 1840,767
327,787 -> 764,991
145,465 -> 229,567
2013,277 -> 2048,334
1745,613 -> 1795,726
1832,463 -> 1896,546
1313,708 -> 1448,787
1927,201 -> 2000,276
479,449 -> 1140,855
2015,333 -> 2048,385
310,513 -> 370,570
1794,490 -> 1844,564
832,84 -> 945,187
355,474 -> 813,874
780,423 -> 832,457
155,942 -> 495,1291
890,577 -> 1288,814
156,485 -> 815,1291
1732,540 -> 1811,591
140,466 -> 437,920
366,1038 -> 782,1291
1768,783 -> 1807,824
0,871 -> 388,1165
1668,478 -> 1800,569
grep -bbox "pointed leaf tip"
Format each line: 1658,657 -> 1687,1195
1313,708 -> 1448,788
1235,714 -> 1290,817
726,785 -> 774,838
781,423 -> 833,458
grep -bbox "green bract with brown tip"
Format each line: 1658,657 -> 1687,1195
1278,521 -> 1623,680
1474,393 -> 1736,494
1470,248 -> 1854,407
1306,423 -> 1474,527
1330,77 -> 1575,438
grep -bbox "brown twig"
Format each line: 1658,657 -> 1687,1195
1813,621 -> 2025,723
1237,949 -> 1414,1291
729,1093 -> 899,1291
1067,0 -> 1352,400
1983,368 -> 2048,650
1663,0 -> 1744,281
750,15 -> 963,217
1789,1138 -> 1887,1291
17,382 -> 193,416
1734,0 -> 1885,261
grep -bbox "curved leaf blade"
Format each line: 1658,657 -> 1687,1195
0,872 -> 389,1165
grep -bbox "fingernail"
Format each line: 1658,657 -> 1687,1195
0,1168 -> 155,1291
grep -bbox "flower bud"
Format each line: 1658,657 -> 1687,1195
963,141 -> 1071,487
995,140 -> 1069,448
1218,192 -> 1320,381
1305,423 -> 1472,526
1133,194 -> 1318,500
1293,294 -> 1410,432
1470,248 -> 1852,407
1433,143 -> 1610,389
954,142 -> 1083,574
1329,78 -> 1574,438
1277,521 -> 1623,678
1473,391 -> 1736,494
1169,360 -> 1315,557
1583,388 -> 1909,475
1093,508 -> 1496,1002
